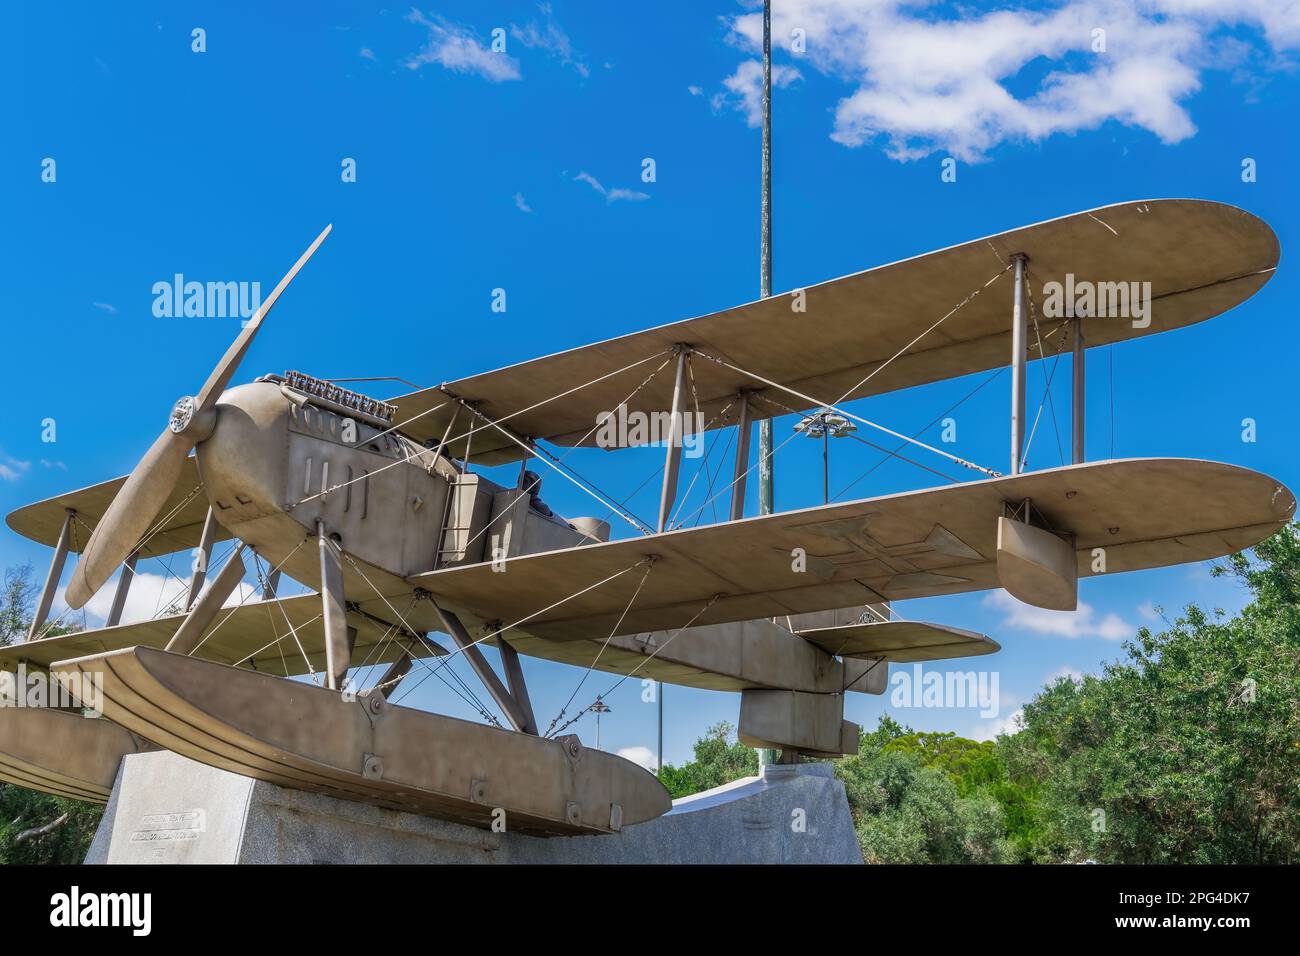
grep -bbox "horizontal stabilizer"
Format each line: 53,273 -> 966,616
797,620 -> 999,662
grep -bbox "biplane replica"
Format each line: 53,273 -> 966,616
0,199 -> 1292,836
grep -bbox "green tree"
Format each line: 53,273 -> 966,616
0,563 -> 36,646
836,719 -> 1013,863
1002,524 -> 1300,863
0,789 -> 103,865
659,721 -> 759,799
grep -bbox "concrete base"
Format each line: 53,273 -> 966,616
86,751 -> 862,864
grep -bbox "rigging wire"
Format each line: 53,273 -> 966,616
828,262 -> 1012,407
413,557 -> 653,673
185,537 -> 309,662
548,593 -> 720,738
691,347 -> 1000,478
667,396 -> 734,529
338,550 -> 503,725
1021,267 -> 1067,468
294,350 -> 671,510
670,410 -> 806,528
470,414 -> 653,534
690,422 -> 738,528
420,347 -> 670,573
830,366 -> 1004,502
755,392 -> 961,485
544,559 -> 656,737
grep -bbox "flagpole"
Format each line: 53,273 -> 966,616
756,0 -> 778,769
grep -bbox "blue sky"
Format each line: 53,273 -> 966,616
2,1 -> 1297,769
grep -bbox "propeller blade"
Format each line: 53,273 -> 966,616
66,225 -> 330,611
65,428 -> 193,609
195,224 -> 332,412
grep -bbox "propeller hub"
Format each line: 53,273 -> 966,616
169,395 -> 197,433
169,395 -> 216,442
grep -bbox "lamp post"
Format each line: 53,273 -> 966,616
794,409 -> 857,504
591,696 -> 611,751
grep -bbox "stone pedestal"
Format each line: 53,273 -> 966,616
86,751 -> 862,864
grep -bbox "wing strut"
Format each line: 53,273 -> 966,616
431,602 -> 538,735
373,649 -> 413,700
729,392 -> 752,520
104,550 -> 139,628
1072,314 -> 1086,464
166,543 -> 248,655
657,347 -> 689,532
317,522 -> 352,691
1010,254 -> 1028,474
184,507 -> 219,611
27,509 -> 74,642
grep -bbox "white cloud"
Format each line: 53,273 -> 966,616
971,707 -> 1024,741
510,3 -> 588,77
39,459 -> 67,470
719,0 -> 1300,161
92,301 -> 117,314
572,171 -> 650,203
51,566 -> 262,631
404,9 -> 521,83
0,455 -> 31,482
607,187 -> 650,202
49,572 -> 185,630
513,192 -> 534,213
617,745 -> 658,771
984,590 -> 1133,640
359,46 -> 377,61
1046,664 -> 1085,684
1137,600 -> 1160,621
711,59 -> 802,127
687,84 -> 703,96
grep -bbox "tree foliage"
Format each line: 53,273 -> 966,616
0,563 -> 36,647
659,721 -> 759,799
0,789 -> 103,865
1000,523 -> 1300,863
835,718 -> 1015,863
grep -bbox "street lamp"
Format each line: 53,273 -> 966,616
794,409 -> 857,503
590,696 -> 611,750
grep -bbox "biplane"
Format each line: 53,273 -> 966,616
1,199 -> 1292,836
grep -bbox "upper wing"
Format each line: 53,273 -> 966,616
390,200 -> 1277,465
410,458 -> 1294,640
0,593 -> 444,679
5,456 -> 229,553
